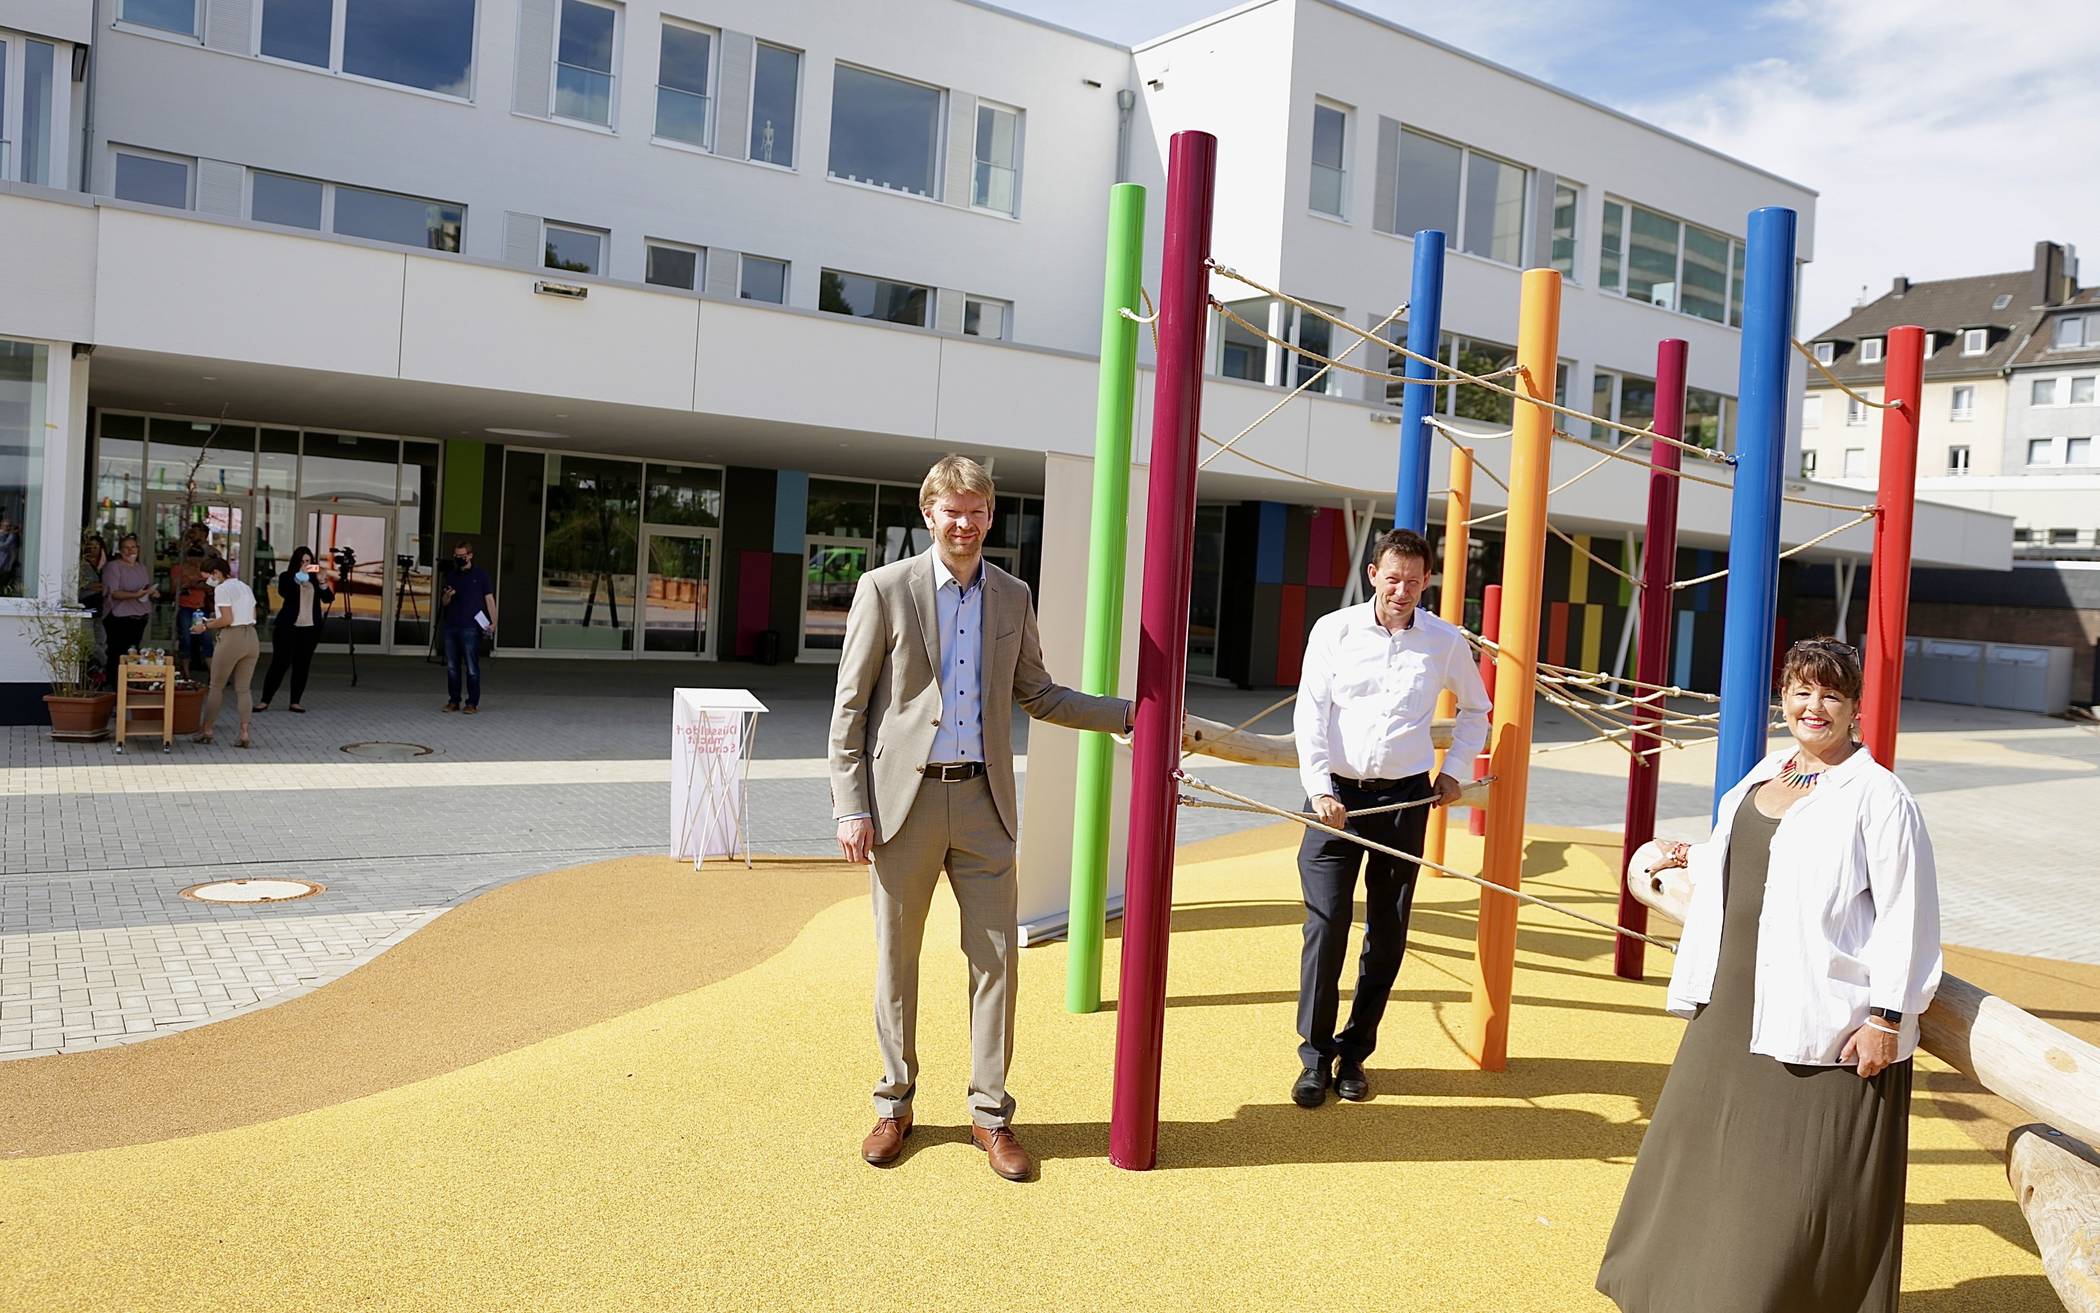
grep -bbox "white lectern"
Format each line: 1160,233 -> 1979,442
671,688 -> 768,867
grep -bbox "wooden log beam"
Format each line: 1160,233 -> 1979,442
1181,713 -> 1453,768
2007,1125 -> 2100,1313
1625,840 -> 2100,1150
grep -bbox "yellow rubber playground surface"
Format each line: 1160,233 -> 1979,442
2,825 -> 2084,1311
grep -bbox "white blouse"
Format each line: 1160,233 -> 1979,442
212,577 -> 258,627
1666,745 -> 1942,1065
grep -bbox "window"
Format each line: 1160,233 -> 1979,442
554,0 -> 618,126
1951,385 -> 1974,420
250,170 -> 324,228
2013,527 -> 2034,544
749,42 -> 799,167
113,150 -> 193,209
1813,341 -> 1835,365
1860,337 -> 1883,365
121,0 -> 195,35
1947,445 -> 1971,475
343,0 -> 477,97
1601,196 -> 1741,325
1309,100 -> 1347,217
0,339 -> 47,599
819,269 -> 928,327
654,21 -> 712,147
2049,528 -> 2079,545
1680,225 -> 1729,323
1591,368 -> 1617,437
1799,449 -> 1817,477
1393,128 -> 1461,240
1387,129 -> 1527,264
2028,438 -> 2056,466
739,254 -> 787,304
1680,387 -> 1735,451
963,296 -> 1010,341
1627,205 -> 1679,309
1919,332 -> 1936,357
2074,377 -> 2097,405
973,101 -> 1021,215
1453,337 -> 1519,421
1599,200 -> 1623,292
645,240 -> 702,290
1220,299 -> 1269,383
1221,299 -> 1349,396
2070,436 -> 2093,465
1847,396 -> 1867,426
2033,378 -> 2058,406
260,0 -> 331,67
2055,316 -> 2088,350
15,40 -> 55,186
334,185 -> 462,251
1842,448 -> 1867,478
1550,182 -> 1578,279
1962,328 -> 1988,356
1463,150 -> 1527,264
828,65 -> 942,198
1993,293 -> 2013,310
1801,394 -> 1822,427
543,222 -> 605,275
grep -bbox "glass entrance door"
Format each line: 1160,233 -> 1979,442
303,505 -> 394,650
801,536 -> 869,660
142,492 -> 253,645
640,530 -> 717,657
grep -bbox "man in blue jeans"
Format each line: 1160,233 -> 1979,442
439,540 -> 496,714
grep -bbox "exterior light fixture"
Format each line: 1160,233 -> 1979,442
534,281 -> 589,300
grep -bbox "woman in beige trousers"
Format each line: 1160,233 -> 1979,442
191,555 -> 260,748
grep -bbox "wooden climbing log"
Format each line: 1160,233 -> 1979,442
2007,1125 -> 2100,1313
1181,713 -> 1452,769
1624,839 -> 2100,1150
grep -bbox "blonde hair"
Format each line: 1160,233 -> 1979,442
919,455 -> 996,510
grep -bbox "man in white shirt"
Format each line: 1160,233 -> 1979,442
1290,527 -> 1491,1107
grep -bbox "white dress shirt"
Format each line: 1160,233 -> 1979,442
212,577 -> 258,627
1293,602 -> 1491,801
1666,745 -> 1942,1065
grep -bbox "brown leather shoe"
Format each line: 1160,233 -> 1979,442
861,1114 -> 913,1166
970,1124 -> 1035,1181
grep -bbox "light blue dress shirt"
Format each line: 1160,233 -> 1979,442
930,556 -> 987,763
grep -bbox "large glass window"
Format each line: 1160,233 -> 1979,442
254,428 -> 298,576
1219,299 -> 1269,383
1626,206 -> 1680,309
555,0 -> 617,127
1618,375 -> 1657,434
333,185 -> 463,252
1393,128 -> 1460,238
19,40 -> 53,186
819,269 -> 929,327
1453,338 -> 1516,423
539,455 -> 640,651
644,464 -> 722,528
740,255 -> 787,304
94,415 -> 147,548
1684,386 -> 1734,451
1309,101 -> 1347,217
1550,182 -> 1579,279
1680,226 -> 1731,324
1599,200 -> 1624,293
1605,195 -> 1744,327
260,0 -> 332,67
973,102 -> 1021,215
805,478 -> 875,538
251,171 -> 325,229
299,433 -> 397,504
655,21 -> 712,147
146,418 -> 256,497
343,0 -> 477,98
874,484 -> 928,566
395,440 -> 439,647
114,151 -> 193,209
0,46 -> 9,181
749,43 -> 799,166
1462,151 -> 1526,264
0,340 -> 48,599
829,65 -> 942,198
544,223 -> 605,275
121,0 -> 195,35
1188,504 -> 1226,678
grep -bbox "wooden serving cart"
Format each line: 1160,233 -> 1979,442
114,653 -> 178,754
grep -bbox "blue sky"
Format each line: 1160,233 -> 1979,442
1002,0 -> 2100,335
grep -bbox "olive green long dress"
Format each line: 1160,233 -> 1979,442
1596,789 -> 1912,1313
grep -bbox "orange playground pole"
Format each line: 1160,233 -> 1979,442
1423,446 -> 1473,869
1464,268 -> 1560,1071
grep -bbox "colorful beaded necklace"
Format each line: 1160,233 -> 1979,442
1777,756 -> 1826,789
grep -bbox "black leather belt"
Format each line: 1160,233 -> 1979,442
1334,774 -> 1420,792
924,761 -> 986,782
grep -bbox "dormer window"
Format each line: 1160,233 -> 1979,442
1919,332 -> 1935,356
1860,338 -> 1883,365
1813,341 -> 1835,366
1962,328 -> 1988,356
1992,293 -> 2013,310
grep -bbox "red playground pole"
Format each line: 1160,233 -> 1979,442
1861,324 -> 1924,766
1615,340 -> 1687,981
1468,583 -> 1502,840
1109,130 -> 1215,1172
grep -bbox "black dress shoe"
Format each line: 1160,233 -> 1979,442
1292,1065 -> 1331,1108
1335,1061 -> 1370,1102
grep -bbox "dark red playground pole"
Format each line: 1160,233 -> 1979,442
1615,340 -> 1688,981
1109,130 -> 1216,1172
1861,325 -> 1923,767
1468,583 -> 1503,840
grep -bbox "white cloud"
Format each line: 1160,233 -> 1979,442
1625,0 -> 2100,332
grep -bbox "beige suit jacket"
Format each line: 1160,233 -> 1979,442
828,552 -> 1128,845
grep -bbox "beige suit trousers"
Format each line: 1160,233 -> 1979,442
869,774 -> 1018,1129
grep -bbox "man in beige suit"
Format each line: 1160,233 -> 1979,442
831,455 -> 1129,1182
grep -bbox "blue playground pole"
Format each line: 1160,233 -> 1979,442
1394,230 -> 1447,533
1714,206 -> 1797,817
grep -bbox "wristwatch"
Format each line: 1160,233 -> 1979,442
1868,1007 -> 1903,1023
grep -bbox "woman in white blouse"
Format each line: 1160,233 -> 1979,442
190,555 -> 260,748
1597,638 -> 1941,1313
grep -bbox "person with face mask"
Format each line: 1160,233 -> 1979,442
190,555 -> 259,747
254,546 -> 334,714
439,540 -> 496,714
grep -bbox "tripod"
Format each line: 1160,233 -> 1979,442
336,553 -> 359,688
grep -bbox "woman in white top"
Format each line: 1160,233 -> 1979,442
1597,638 -> 1941,1313
191,555 -> 260,747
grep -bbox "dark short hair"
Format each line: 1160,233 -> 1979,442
1780,637 -> 1863,700
204,555 -> 232,576
1369,528 -> 1433,573
183,546 -> 205,559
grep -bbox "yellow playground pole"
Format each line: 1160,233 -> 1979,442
1423,445 -> 1472,870
1465,268 -> 1560,1071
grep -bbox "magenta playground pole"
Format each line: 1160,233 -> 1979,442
1109,130 -> 1216,1172
1614,339 -> 1686,981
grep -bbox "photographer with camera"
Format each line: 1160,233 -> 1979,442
439,540 -> 496,714
254,546 -> 334,714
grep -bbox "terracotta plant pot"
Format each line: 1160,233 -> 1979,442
172,686 -> 206,735
45,692 -> 117,740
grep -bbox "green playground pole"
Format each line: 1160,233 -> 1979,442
1067,182 -> 1146,1014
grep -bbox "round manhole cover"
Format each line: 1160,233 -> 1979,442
341,741 -> 434,758
180,878 -> 326,904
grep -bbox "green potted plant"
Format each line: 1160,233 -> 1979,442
23,571 -> 115,739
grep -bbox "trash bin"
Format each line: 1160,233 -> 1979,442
757,629 -> 781,666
